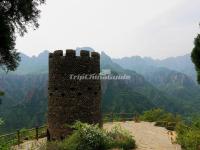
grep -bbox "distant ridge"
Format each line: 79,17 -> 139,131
113,54 -> 196,82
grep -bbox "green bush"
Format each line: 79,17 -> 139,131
139,108 -> 182,131
20,128 -> 35,140
0,138 -> 11,150
108,125 -> 136,150
0,136 -> 17,150
0,91 -> 4,96
176,119 -> 200,150
139,108 -> 181,123
47,121 -> 136,150
72,121 -> 111,150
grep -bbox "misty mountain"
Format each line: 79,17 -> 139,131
5,47 -> 95,75
100,52 -> 188,113
0,49 -> 199,133
113,54 -> 196,81
12,50 -> 49,75
113,54 -> 200,103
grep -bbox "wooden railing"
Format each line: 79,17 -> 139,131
103,113 -> 136,122
0,125 -> 47,147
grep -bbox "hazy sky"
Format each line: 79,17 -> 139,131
16,0 -> 200,59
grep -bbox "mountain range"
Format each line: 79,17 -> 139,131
0,48 -> 199,133
113,54 -> 196,81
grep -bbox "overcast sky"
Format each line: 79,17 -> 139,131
16,0 -> 200,59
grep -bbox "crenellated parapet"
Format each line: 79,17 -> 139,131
49,50 -> 100,76
49,49 -> 100,60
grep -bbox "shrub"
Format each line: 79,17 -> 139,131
0,138 -> 11,150
108,125 -> 136,150
139,108 -> 165,122
176,119 -> 200,150
139,108 -> 181,130
0,136 -> 17,150
47,121 -> 136,150
139,108 -> 180,123
72,121 -> 111,150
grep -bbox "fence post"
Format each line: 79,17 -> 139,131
17,130 -> 20,145
119,113 -> 121,121
36,126 -> 39,140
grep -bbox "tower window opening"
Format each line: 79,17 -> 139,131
70,87 -> 75,91
88,87 -> 92,90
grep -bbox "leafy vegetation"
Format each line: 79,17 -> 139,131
1,109 -> 200,150
46,121 -> 136,150
0,0 -> 45,71
139,108 -> 182,130
176,117 -> 200,150
107,125 -> 136,149
0,91 -> 4,96
139,108 -> 181,123
0,133 -> 18,150
191,33 -> 200,83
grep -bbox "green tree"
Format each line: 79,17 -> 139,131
0,91 -> 4,96
191,33 -> 200,83
0,0 -> 45,71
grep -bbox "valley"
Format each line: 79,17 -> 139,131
0,50 -> 199,133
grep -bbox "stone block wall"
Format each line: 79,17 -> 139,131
47,49 -> 101,140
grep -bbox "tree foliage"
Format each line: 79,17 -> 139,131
191,34 -> 200,83
176,117 -> 200,150
0,91 -> 4,96
0,0 -> 45,71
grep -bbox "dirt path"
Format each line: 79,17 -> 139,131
13,121 -> 181,150
12,138 -> 46,150
104,121 -> 181,150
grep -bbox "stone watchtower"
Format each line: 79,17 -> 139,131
48,49 -> 101,140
